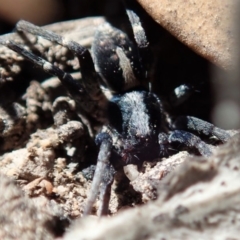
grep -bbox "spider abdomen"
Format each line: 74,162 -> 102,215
92,23 -> 145,92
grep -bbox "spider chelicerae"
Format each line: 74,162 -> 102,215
0,1 -> 230,216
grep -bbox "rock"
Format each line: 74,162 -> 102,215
137,0 -> 235,69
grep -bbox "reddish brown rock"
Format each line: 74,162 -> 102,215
137,0 -> 235,69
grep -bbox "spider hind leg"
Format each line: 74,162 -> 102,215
16,20 -> 104,102
1,40 -> 105,122
0,20 -> 110,124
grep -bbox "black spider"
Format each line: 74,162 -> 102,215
0,1 -> 230,216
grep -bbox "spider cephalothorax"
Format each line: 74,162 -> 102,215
108,90 -> 163,163
0,1 -> 231,216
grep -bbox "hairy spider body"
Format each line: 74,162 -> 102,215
108,90 -> 162,163
0,1 -> 231,216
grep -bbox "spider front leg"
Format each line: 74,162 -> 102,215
159,116 -> 231,156
83,132 -> 114,216
84,125 -> 126,216
159,130 -> 213,157
172,116 -> 231,143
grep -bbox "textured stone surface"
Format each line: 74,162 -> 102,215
137,0 -> 235,69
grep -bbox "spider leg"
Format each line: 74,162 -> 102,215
0,40 -> 105,122
159,130 -> 212,157
172,116 -> 231,142
16,20 -> 106,104
123,1 -> 149,49
123,0 -> 150,78
83,132 -> 113,216
169,84 -> 194,106
97,163 -> 115,216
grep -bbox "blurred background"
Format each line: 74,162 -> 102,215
0,0 -> 123,34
